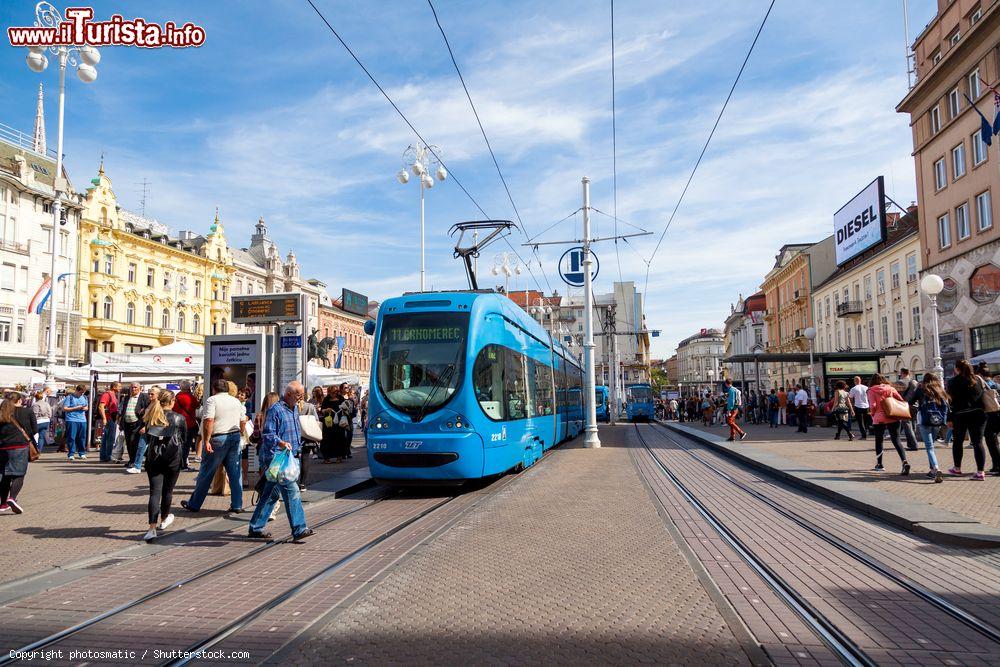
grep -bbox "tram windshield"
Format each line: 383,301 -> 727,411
376,312 -> 469,416
626,385 -> 652,402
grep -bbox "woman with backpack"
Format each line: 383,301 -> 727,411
139,390 -> 186,542
866,373 -> 911,475
827,380 -> 855,441
947,360 -> 987,480
915,373 -> 948,483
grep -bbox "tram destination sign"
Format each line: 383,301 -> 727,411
341,288 -> 369,317
231,293 -> 302,324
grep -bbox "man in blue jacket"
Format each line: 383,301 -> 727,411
247,381 -> 313,541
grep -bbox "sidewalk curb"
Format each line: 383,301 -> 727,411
664,422 -> 1000,549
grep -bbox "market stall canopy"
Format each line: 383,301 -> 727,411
79,340 -> 204,378
306,362 -> 364,392
971,349 -> 1000,365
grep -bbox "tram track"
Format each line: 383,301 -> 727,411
648,421 -> 1000,646
0,488 -> 395,664
632,422 -> 876,667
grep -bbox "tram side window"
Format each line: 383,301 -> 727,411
504,348 -> 531,420
556,365 -> 567,414
473,344 -> 505,421
533,360 -> 553,416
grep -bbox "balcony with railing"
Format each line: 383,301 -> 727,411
836,300 -> 863,317
0,238 -> 30,255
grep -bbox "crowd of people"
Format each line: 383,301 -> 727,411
0,379 -> 369,543
658,359 -> 999,482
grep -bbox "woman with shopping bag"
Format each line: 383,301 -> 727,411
866,373 -> 911,475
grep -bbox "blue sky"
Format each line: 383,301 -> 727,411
1,0 -> 936,358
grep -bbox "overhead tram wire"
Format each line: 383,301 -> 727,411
642,0 -> 776,299
303,0 -> 487,219
426,0 -> 554,294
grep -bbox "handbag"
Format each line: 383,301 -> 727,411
11,422 -> 39,462
299,415 -> 323,443
882,395 -> 911,420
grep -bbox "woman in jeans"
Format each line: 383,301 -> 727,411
0,392 -> 37,514
828,380 -> 855,441
915,373 -> 948,483
30,389 -> 52,454
866,373 -> 910,475
946,359 -> 987,480
140,390 -> 185,541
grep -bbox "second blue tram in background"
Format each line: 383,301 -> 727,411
366,291 -> 584,485
625,383 -> 654,422
595,385 -> 609,422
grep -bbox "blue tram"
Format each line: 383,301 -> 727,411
366,291 -> 584,484
625,383 -> 654,422
595,385 -> 609,423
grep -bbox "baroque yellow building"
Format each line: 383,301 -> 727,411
76,165 -> 234,360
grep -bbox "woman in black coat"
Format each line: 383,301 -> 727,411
946,359 -> 987,480
319,385 -> 347,463
139,390 -> 186,541
0,392 -> 38,515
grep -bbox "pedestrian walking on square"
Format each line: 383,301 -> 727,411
946,360 -> 987,480
0,392 -> 37,515
849,376 -> 870,440
30,389 -> 52,454
340,383 -> 358,459
296,391 -> 319,491
180,379 -> 247,513
248,381 -> 313,541
700,394 -> 712,426
723,379 -> 747,442
97,382 -> 121,462
62,385 -> 89,460
915,373 -> 948,483
792,385 -> 810,433
125,386 -> 159,474
828,380 -> 855,441
776,387 -> 788,426
767,389 -> 778,427
117,384 -> 149,466
897,369 -> 920,452
974,363 -> 1000,474
172,380 -> 200,472
139,390 -> 185,542
867,373 -> 910,475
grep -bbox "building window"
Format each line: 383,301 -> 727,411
969,68 -> 981,99
864,275 -> 872,300
949,29 -> 960,47
938,213 -> 952,248
147,267 -> 155,287
91,301 -> 97,318
877,268 -> 886,294
890,261 -> 901,290
911,306 -> 921,340
971,322 -> 1000,356
948,88 -> 961,118
932,50 -> 942,65
194,280 -> 201,298
976,190 -> 992,231
92,256 -> 100,273
881,315 -> 890,346
930,105 -> 941,134
248,282 -> 254,295
906,253 -> 918,283
970,264 -> 1000,303
163,271 -> 172,290
869,320 -> 876,348
934,158 -> 946,190
972,131 -> 987,165
0,319 -> 10,343
0,263 -> 14,291
845,326 -> 852,349
236,279 -> 242,294
220,319 -> 227,335
856,324 -> 863,348
177,311 -> 185,333
60,231 -> 69,256
126,301 -> 135,324
162,309 -> 170,329
179,275 -> 187,294
102,341 -> 113,353
104,254 -> 113,275
128,262 -> 136,283
895,311 -> 905,343
102,296 -> 113,320
825,296 -> 831,318
956,203 -> 971,240
145,305 -> 153,327
953,143 -> 967,179
193,313 -> 200,334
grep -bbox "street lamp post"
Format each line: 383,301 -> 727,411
397,142 -> 447,292
804,326 -> 817,403
25,2 -> 99,387
491,252 -> 522,293
753,348 -> 762,396
920,274 -> 945,375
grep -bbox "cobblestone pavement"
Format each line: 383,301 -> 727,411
637,423 -> 1000,666
280,429 -> 753,666
676,420 -> 1000,529
0,441 -> 368,585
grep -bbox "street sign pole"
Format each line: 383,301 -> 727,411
582,177 -> 600,449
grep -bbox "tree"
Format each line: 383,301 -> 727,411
651,368 -> 669,395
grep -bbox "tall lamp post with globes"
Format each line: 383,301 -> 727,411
920,274 -> 945,375
804,326 -> 817,404
490,252 -> 522,293
397,142 -> 447,292
25,1 -> 100,387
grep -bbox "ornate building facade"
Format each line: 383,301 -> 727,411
75,165 -> 234,360
316,292 -> 376,375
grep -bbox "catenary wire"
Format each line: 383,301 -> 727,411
642,0 -> 776,299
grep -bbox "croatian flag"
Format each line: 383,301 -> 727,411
28,278 -> 52,315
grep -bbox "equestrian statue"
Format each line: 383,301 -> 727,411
307,329 -> 337,368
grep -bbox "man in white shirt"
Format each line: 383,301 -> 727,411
848,376 -> 870,440
181,379 -> 248,513
793,384 -> 810,433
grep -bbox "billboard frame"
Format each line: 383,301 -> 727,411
834,175 -> 886,266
